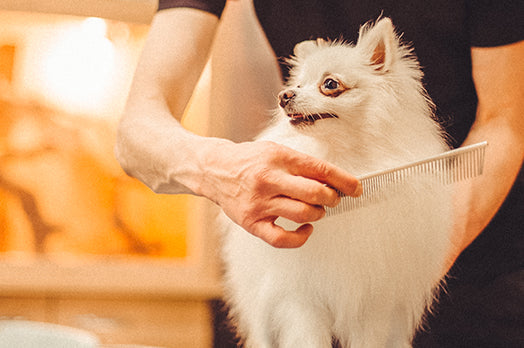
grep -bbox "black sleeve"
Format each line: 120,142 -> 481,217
468,0 -> 524,47
158,0 -> 227,18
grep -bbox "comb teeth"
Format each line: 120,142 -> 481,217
326,141 -> 487,216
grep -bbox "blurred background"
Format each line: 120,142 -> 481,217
0,1 -> 228,347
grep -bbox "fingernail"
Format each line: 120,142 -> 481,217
354,181 -> 363,196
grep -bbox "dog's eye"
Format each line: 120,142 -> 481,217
320,77 -> 346,97
323,78 -> 339,90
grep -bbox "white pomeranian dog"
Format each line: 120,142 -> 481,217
220,18 -> 452,348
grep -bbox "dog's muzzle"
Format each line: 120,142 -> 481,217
278,88 -> 339,125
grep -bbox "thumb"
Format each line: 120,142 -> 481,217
252,219 -> 313,248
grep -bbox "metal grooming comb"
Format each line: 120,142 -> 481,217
326,141 -> 487,216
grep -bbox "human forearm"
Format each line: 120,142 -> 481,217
446,42 -> 524,269
449,115 -> 523,263
115,8 -> 222,194
116,95 -> 231,195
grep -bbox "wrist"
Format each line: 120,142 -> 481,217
194,138 -> 238,203
176,135 -> 234,199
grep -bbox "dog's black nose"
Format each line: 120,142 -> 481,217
278,89 -> 296,108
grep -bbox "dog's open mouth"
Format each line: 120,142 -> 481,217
288,113 -> 338,125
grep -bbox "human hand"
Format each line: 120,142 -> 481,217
200,140 -> 362,248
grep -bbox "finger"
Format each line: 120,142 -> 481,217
278,174 -> 341,207
248,163 -> 340,207
253,219 -> 313,248
267,196 -> 326,223
285,152 -> 363,197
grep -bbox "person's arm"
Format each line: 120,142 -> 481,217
447,40 -> 524,269
116,8 -> 219,194
115,8 -> 362,248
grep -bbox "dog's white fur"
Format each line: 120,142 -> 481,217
220,18 -> 451,348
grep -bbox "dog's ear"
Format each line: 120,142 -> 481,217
357,17 -> 397,73
293,39 -> 321,59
